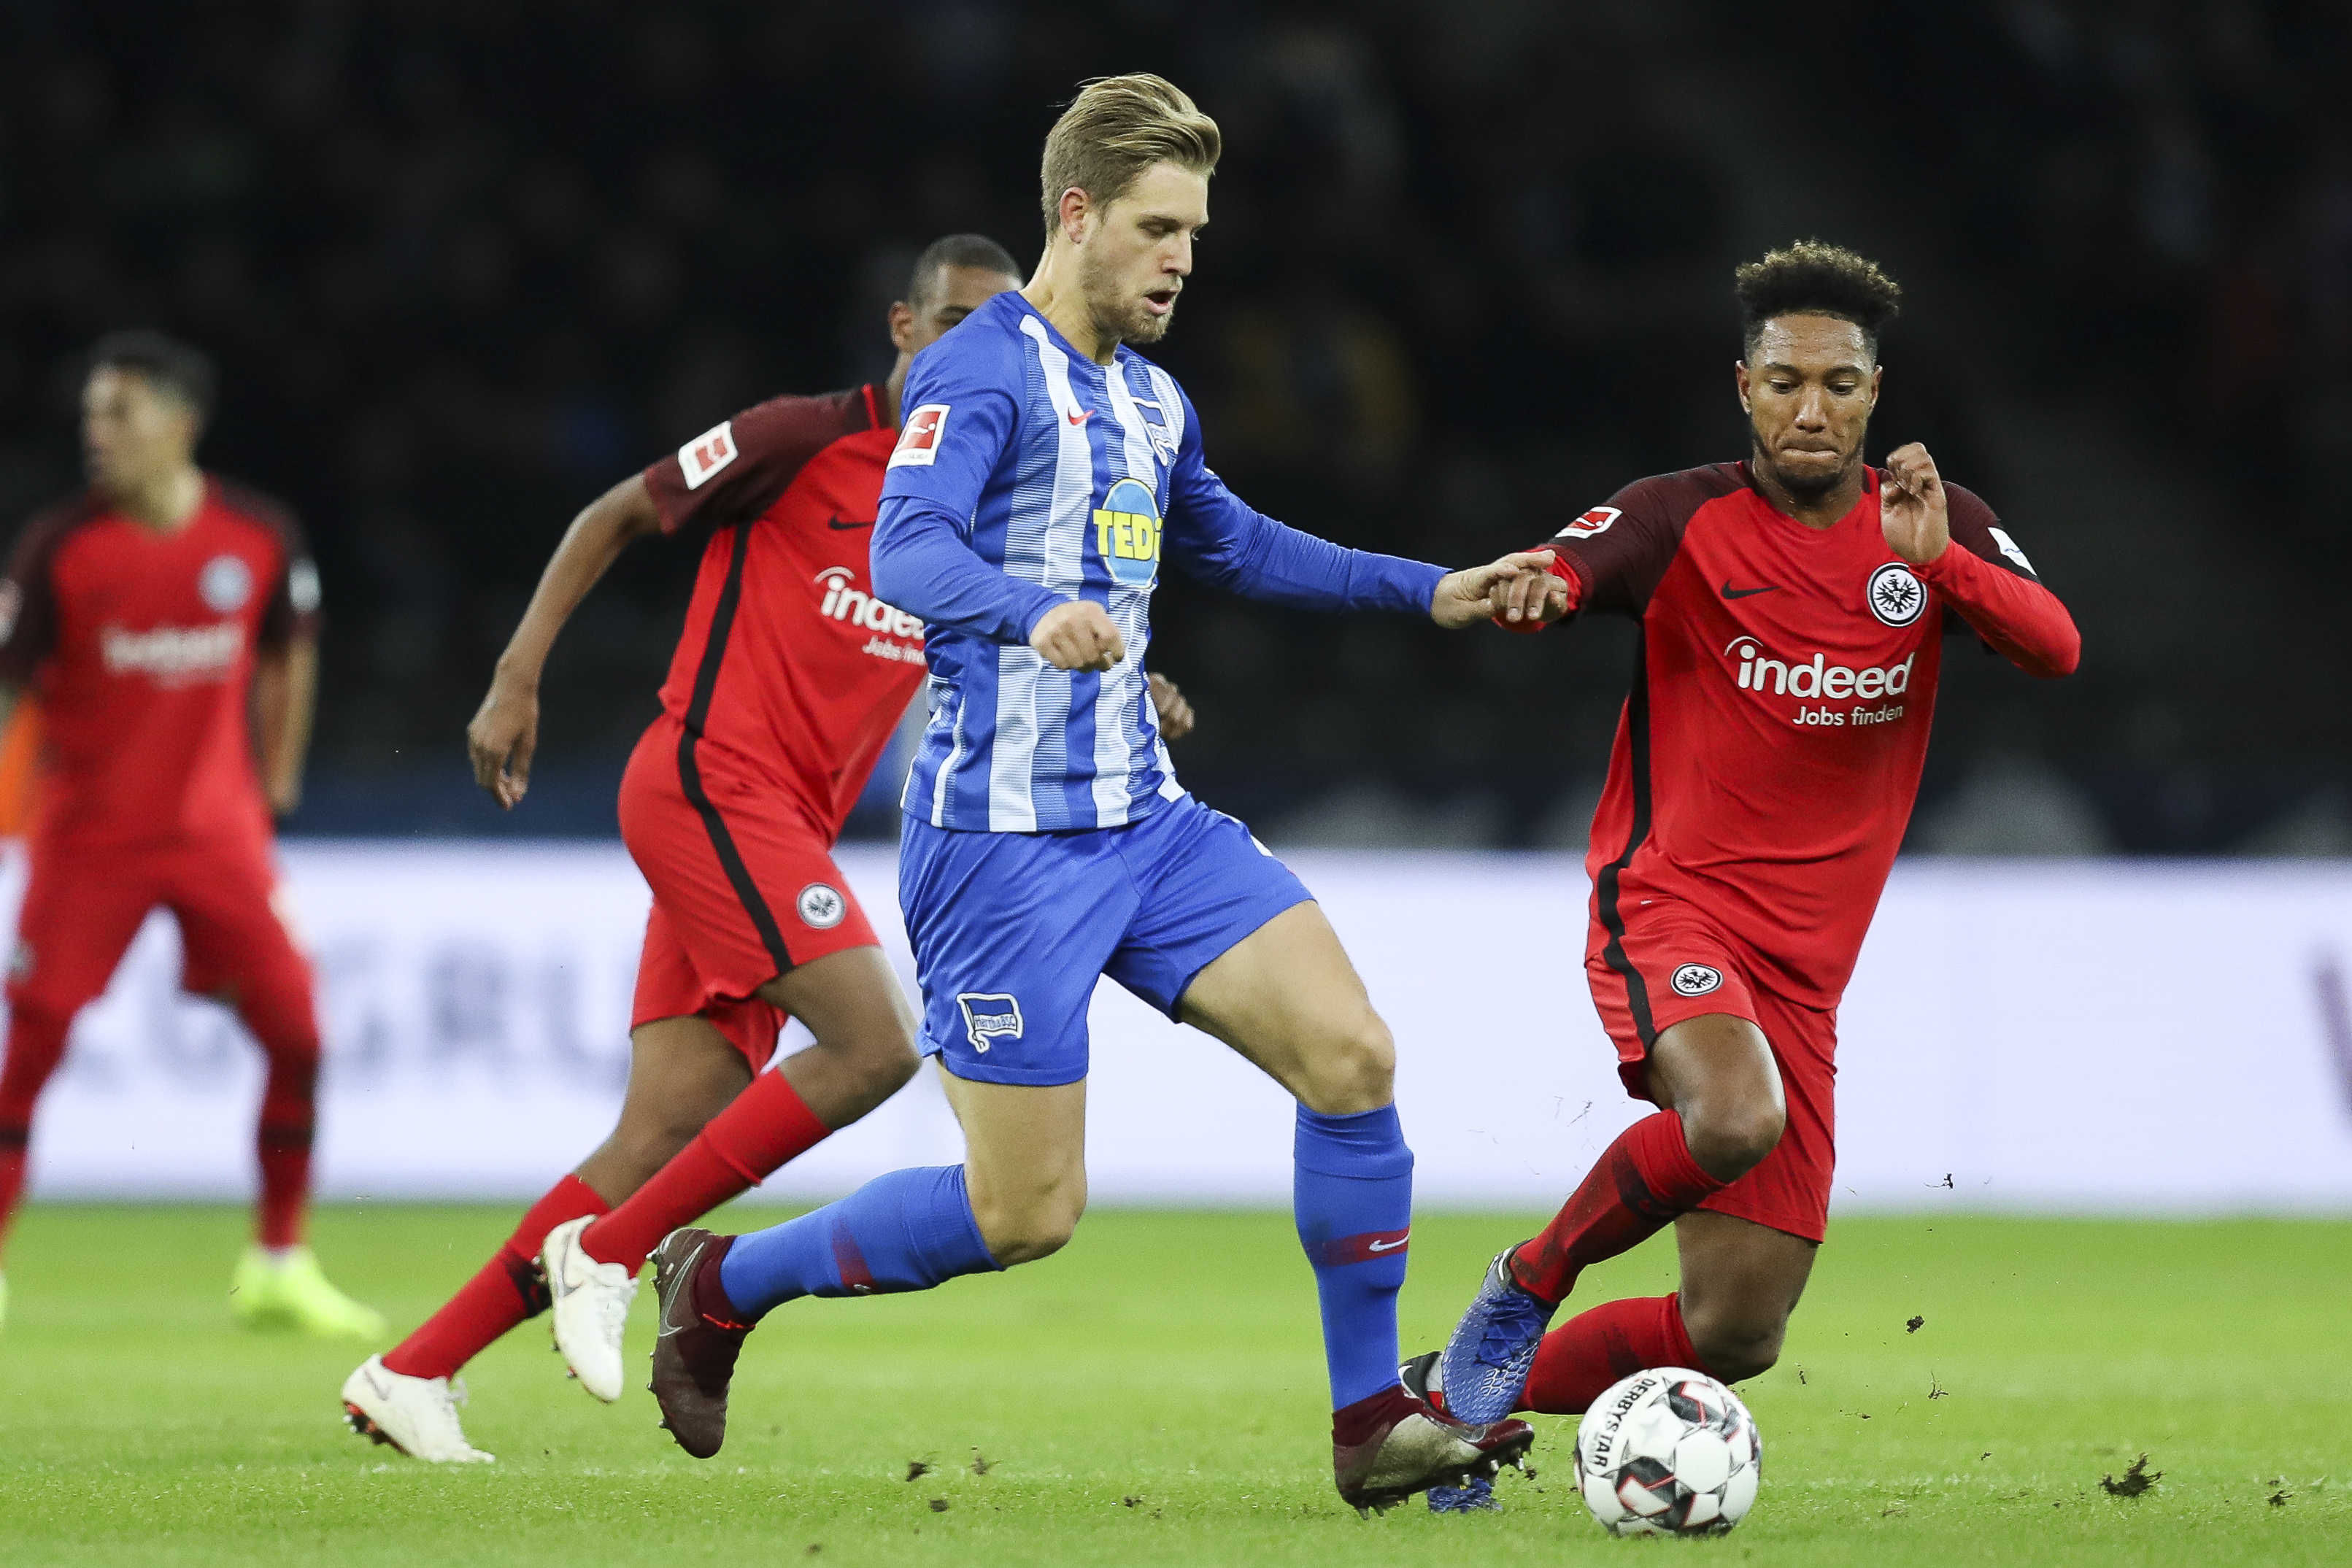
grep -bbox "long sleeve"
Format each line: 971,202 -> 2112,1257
1916,538 -> 2080,678
871,495 -> 1063,645
1162,394 -> 1443,614
872,347 -> 1065,646
1929,483 -> 2080,679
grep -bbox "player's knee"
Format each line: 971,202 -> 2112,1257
973,1188 -> 1084,1266
1685,1305 -> 1788,1384
842,1026 -> 921,1105
1293,1012 -> 1394,1116
1684,1096 -> 1784,1183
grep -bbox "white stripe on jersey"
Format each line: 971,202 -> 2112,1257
1087,359 -> 1169,825
917,673 -> 966,825
988,645 -> 1044,833
984,318 -> 1094,830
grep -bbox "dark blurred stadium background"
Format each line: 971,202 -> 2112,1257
2,0 -> 2345,853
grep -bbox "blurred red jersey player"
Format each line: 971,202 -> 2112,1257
0,331 -> 382,1337
342,236 -> 1191,1462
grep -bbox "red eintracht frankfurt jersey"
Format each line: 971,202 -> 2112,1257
641,385 -> 926,836
0,477 -> 318,848
1535,463 -> 2079,1008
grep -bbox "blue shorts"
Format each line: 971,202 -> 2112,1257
897,793 -> 1314,1086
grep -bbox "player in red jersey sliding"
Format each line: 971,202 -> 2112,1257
344,235 -> 1187,1461
0,332 -> 379,1337
1414,242 -> 2082,1510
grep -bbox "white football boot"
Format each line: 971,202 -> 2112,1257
342,1355 -> 495,1463
543,1215 -> 636,1402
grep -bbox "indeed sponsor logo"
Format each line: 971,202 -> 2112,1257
816,568 -> 923,643
101,621 -> 242,683
1727,636 -> 1913,700
1724,636 -> 1911,730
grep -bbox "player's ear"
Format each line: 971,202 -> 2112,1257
1057,186 -> 1091,246
1734,360 -> 1752,414
887,300 -> 917,355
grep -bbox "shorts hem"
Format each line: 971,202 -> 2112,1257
1694,1192 -> 1828,1245
924,1044 -> 1088,1089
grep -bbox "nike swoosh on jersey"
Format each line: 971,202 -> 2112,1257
1067,409 -> 1092,425
1720,581 -> 1781,599
826,516 -> 874,530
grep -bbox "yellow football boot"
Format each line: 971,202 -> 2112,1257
231,1245 -> 387,1340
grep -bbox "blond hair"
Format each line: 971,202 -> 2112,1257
1039,74 -> 1221,233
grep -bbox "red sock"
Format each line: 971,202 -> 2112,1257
242,971 -> 322,1249
0,1003 -> 74,1264
382,1175 -> 608,1380
581,1070 -> 830,1273
0,1136 -> 26,1265
1522,1292 -> 1712,1415
1511,1111 -> 1725,1304
255,1124 -> 312,1248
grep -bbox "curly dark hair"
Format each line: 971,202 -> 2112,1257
1734,241 -> 1902,360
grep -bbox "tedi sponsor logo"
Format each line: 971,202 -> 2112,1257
101,621 -> 242,684
815,567 -> 923,644
1723,635 -> 1911,729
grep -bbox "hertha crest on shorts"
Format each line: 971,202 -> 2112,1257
957,992 -> 1023,1053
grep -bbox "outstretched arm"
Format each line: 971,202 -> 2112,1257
1165,451 -> 1546,627
469,474 -> 663,806
1883,444 -> 2079,679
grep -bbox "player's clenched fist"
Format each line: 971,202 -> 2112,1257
1880,442 -> 1951,567
1030,600 -> 1126,672
1429,551 -> 1562,628
1148,671 -> 1195,741
467,679 -> 539,808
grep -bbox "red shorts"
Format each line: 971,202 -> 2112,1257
1586,897 -> 1835,1243
8,832 -> 314,1020
618,714 -> 880,1070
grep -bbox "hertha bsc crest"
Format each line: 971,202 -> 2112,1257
957,993 -> 1024,1054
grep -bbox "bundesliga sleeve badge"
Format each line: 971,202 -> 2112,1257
678,420 -> 739,490
888,404 -> 951,468
1562,506 -> 1621,541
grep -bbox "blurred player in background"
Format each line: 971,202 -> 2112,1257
0,331 -> 374,1337
344,236 -> 1196,1462
639,75 -> 1541,1515
1414,242 -> 2081,1510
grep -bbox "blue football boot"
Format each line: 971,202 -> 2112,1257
1436,1244 -> 1557,1424
1400,1351 -> 1500,1513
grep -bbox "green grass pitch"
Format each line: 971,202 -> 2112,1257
1,1204 -> 2345,1566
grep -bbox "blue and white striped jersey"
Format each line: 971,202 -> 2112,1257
874,291 -> 1443,833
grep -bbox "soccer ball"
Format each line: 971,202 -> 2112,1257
1574,1367 -> 1762,1535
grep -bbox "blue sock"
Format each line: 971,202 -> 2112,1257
717,1165 -> 1000,1320
1294,1103 -> 1414,1411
